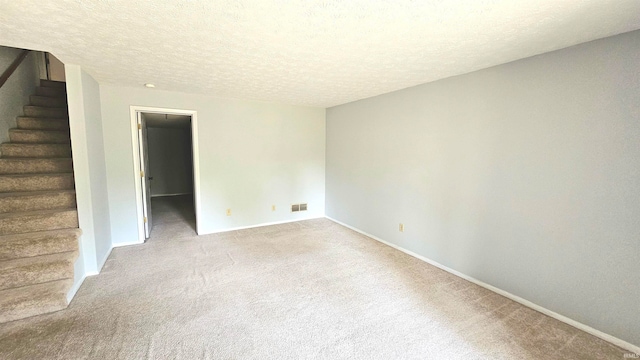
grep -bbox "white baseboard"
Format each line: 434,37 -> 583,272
113,239 -> 144,247
204,216 -> 324,235
97,246 -> 113,272
325,216 -> 640,355
66,246 -> 114,303
66,273 -> 87,303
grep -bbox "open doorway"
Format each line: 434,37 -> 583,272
130,107 -> 200,242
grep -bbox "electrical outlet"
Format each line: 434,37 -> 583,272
271,205 -> 276,211
226,209 -> 231,216
399,223 -> 404,232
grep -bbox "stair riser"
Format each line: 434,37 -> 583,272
23,107 -> 68,118
1,144 -> 71,158
0,175 -> 74,192
0,233 -> 78,261
35,86 -> 66,97
0,279 -> 71,323
17,118 -> 69,131
40,80 -> 66,89
0,193 -> 76,214
0,211 -> 78,236
0,159 -> 72,174
0,296 -> 67,324
9,130 -> 70,144
30,96 -> 67,108
0,258 -> 75,291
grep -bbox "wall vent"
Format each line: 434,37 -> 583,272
291,203 -> 308,212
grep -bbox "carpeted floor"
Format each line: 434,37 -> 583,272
0,195 -> 627,359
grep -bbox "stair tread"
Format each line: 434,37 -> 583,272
0,157 -> 72,161
0,278 -> 70,299
0,229 -> 81,262
2,143 -> 71,146
9,129 -> 69,134
0,189 -> 76,214
0,189 -> 75,198
0,208 -> 77,220
31,93 -> 66,98
0,278 -> 70,303
23,105 -> 68,110
0,228 -> 81,241
0,159 -> 73,175
29,96 -> 67,108
36,86 -> 66,94
0,172 -> 74,192
1,142 -> 71,146
0,156 -> 69,161
0,156 -> 72,163
16,118 -> 70,130
0,173 -> 73,178
0,279 -> 71,323
1,152 -> 71,158
40,80 -> 66,87
16,116 -> 68,121
22,106 -> 68,119
30,95 -> 67,100
0,250 -> 77,271
0,228 -> 80,261
1,143 -> 70,146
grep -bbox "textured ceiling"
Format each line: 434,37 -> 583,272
1,1 -> 639,107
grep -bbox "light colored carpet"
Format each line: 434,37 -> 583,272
0,196 -> 627,359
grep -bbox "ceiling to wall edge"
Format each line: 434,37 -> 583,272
2,28 -> 637,110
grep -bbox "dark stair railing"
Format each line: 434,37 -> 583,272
0,49 -> 29,89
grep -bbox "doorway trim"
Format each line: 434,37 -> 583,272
129,106 -> 201,242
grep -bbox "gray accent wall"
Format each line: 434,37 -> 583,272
0,46 -> 40,144
326,30 -> 640,346
147,126 -> 193,197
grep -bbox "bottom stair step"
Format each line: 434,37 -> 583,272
0,251 -> 77,291
0,279 -> 72,323
0,228 -> 81,261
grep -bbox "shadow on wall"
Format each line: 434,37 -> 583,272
0,46 -> 41,144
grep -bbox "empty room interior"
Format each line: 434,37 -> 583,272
142,112 -> 196,238
0,1 -> 638,359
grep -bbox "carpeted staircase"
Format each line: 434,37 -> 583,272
0,79 -> 80,324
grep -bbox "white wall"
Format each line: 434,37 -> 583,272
0,46 -> 40,144
80,70 -> 112,270
47,53 -> 65,81
326,30 -> 640,347
100,86 -> 325,242
66,65 -> 112,294
146,126 -> 193,197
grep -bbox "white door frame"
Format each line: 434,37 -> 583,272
129,106 -> 201,242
